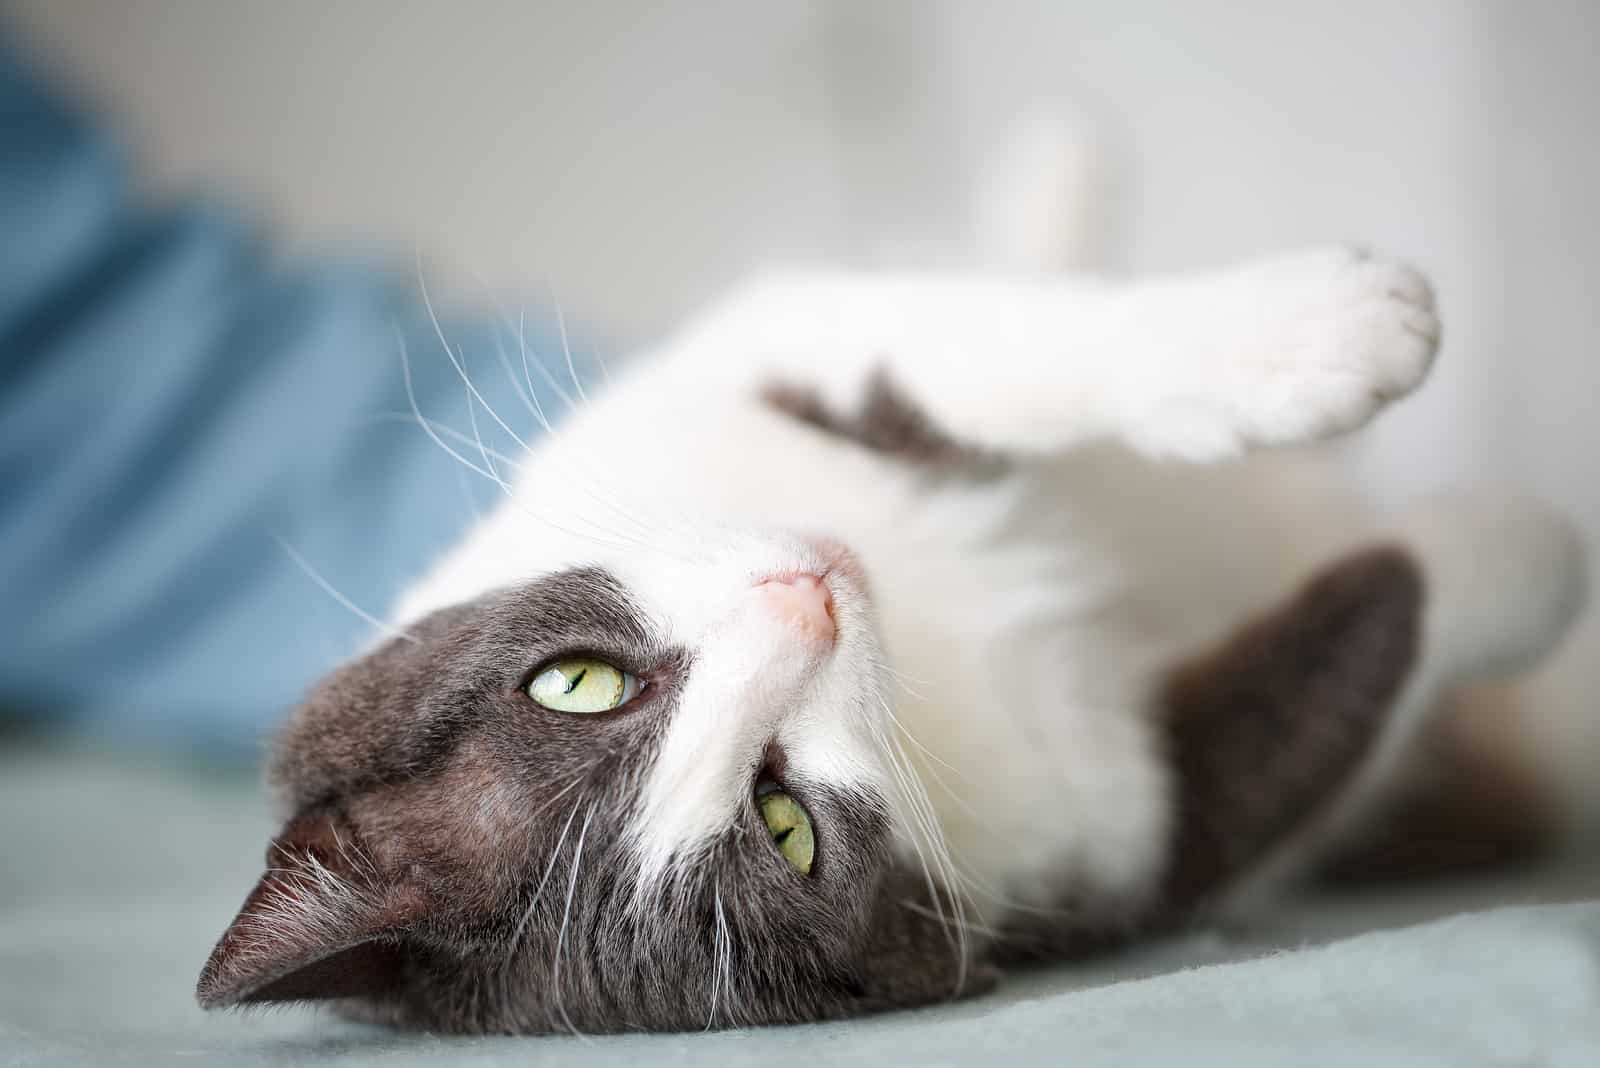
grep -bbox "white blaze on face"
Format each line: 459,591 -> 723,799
616,533 -> 893,885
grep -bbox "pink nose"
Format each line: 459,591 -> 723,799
754,572 -> 836,646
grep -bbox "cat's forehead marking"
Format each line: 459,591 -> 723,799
270,565 -> 661,812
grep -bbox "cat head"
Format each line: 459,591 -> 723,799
197,532 -> 970,1032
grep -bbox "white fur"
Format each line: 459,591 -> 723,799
394,248 -> 1581,940
677,247 -> 1438,462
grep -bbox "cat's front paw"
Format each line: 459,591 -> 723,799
1133,247 -> 1441,460
1221,247 -> 1441,448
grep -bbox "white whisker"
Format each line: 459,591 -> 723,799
395,326 -> 652,553
272,534 -> 417,646
365,412 -> 526,471
414,254 -> 531,455
550,289 -> 589,405
706,878 -> 732,1030
500,796 -> 584,1026
552,803 -> 595,1038
868,697 -> 971,991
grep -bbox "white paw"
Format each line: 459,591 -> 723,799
1139,248 -> 1441,460
1224,247 -> 1440,446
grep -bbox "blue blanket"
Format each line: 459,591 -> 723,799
0,39 -> 582,746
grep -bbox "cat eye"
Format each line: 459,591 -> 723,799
758,785 -> 815,876
526,657 -> 642,714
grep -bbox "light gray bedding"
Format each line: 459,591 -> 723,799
4,743 -> 1596,1066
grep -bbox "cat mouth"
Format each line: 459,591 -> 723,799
754,750 -> 816,877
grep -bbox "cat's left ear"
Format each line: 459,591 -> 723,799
196,810 -> 428,1009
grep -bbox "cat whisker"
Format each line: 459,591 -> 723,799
868,678 -> 967,783
271,535 -> 420,646
866,709 -> 969,990
415,258 -> 535,457
488,315 -> 672,546
512,298 -> 579,417
364,413 -> 527,471
452,451 -> 486,522
706,877 -> 731,1031
395,326 -> 649,553
447,269 -> 702,559
552,803 -> 596,1039
462,377 -> 506,492
887,724 -> 976,985
456,263 -> 579,413
864,654 -> 933,701
460,274 -> 664,541
896,898 -> 1007,940
422,273 -> 669,555
549,289 -> 590,407
500,796 -> 584,1025
423,280 -> 686,555
889,730 -> 973,985
523,773 -> 592,826
871,694 -> 1079,922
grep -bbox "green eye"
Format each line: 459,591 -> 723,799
758,790 -> 815,876
526,658 -> 641,714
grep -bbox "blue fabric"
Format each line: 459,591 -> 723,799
0,42 -> 587,749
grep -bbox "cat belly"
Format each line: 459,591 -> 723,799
852,480 -> 1175,931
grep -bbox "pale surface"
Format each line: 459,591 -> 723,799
3,743 -> 1597,1066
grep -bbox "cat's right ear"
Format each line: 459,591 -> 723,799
196,810 -> 428,1010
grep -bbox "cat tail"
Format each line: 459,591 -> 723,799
971,115 -> 1110,274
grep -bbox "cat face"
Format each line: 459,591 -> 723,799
198,532 -> 972,1031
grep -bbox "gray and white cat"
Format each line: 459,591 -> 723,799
198,245 -> 1585,1033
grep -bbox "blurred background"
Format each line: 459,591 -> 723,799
1,1 -> 1597,1058
5,0 -> 1596,777
10,0 -> 1598,503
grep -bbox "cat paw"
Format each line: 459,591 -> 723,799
1222,247 -> 1440,447
1135,248 -> 1440,460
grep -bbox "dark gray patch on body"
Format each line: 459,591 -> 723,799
762,368 -> 994,470
991,545 -> 1425,963
1158,545 -> 1423,910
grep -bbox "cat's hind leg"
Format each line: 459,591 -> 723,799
1298,494 -> 1588,883
1214,493 -> 1586,909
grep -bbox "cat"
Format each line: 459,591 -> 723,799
196,245 -> 1586,1033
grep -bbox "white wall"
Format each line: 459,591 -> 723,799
5,0 -> 853,346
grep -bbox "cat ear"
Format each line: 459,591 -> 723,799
1159,545 -> 1423,910
196,810 -> 428,1009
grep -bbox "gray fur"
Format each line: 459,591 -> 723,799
199,566 -> 970,1032
200,547 -> 1424,1032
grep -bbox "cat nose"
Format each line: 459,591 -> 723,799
754,573 -> 836,646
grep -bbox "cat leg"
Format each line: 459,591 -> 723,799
1149,493 -> 1583,925
673,247 -> 1438,462
1218,493 -> 1586,908
1155,546 -> 1426,915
